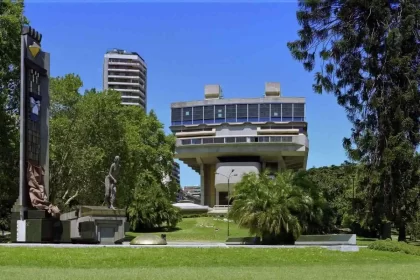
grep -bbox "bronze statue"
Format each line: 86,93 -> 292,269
104,156 -> 120,209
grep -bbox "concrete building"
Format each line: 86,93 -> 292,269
183,185 -> 201,198
171,161 -> 180,185
162,161 -> 181,186
103,48 -> 147,109
170,83 -> 309,207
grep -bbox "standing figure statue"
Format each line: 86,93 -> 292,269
104,156 -> 121,209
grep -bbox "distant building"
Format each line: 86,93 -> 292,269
103,48 -> 147,109
183,185 -> 201,199
170,83 -> 309,207
172,161 -> 180,185
163,161 -> 181,186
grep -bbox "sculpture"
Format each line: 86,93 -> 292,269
104,156 -> 121,209
27,162 -> 60,217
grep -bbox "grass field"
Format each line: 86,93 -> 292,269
127,217 -> 408,246
1,218 -> 420,279
0,246 -> 420,280
126,216 -> 250,242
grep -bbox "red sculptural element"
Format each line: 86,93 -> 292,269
27,162 -> 60,217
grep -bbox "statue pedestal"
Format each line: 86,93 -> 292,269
10,209 -> 71,243
60,206 -> 129,245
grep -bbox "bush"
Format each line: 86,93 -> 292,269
368,240 -> 420,256
182,213 -> 209,218
127,179 -> 182,231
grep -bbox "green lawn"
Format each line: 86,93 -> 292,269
128,217 -> 410,246
0,247 -> 419,280
127,216 -> 251,242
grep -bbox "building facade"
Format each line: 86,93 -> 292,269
171,161 -> 180,186
170,83 -> 309,207
103,48 -> 147,109
162,161 -> 181,186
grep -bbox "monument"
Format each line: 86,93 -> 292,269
104,156 -> 120,209
11,26 -> 69,243
60,156 -> 129,244
10,26 -> 128,245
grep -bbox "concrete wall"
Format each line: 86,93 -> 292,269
215,124 -> 257,136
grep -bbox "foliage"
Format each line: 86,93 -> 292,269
304,162 -> 361,230
368,240 -> 420,256
407,212 -> 420,241
127,175 -> 182,230
230,170 -> 325,244
49,74 -> 179,229
288,0 -> 420,241
0,0 -> 27,230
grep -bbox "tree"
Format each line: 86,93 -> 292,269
288,0 -> 420,241
49,74 -> 179,229
230,170 -> 324,244
0,0 -> 27,232
305,162 -> 360,229
127,174 -> 181,231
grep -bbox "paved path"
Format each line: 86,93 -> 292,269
0,242 -> 365,251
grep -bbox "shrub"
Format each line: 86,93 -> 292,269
368,240 -> 420,256
127,179 -> 182,231
182,213 -> 209,218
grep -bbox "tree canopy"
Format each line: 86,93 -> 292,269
49,74 -> 180,229
288,0 -> 420,240
0,0 -> 26,231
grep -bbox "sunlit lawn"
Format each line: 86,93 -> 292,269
127,217 -> 414,246
0,246 -> 420,280
126,216 -> 251,242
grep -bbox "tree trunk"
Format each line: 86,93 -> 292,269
398,223 -> 406,242
380,222 -> 392,240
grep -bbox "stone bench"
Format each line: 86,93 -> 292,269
295,234 -> 356,246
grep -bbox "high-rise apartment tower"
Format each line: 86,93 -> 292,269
103,48 -> 147,109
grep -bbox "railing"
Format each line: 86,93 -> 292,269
177,135 -> 307,146
171,117 -> 305,126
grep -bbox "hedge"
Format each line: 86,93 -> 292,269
368,240 -> 420,256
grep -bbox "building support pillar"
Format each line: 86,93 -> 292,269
278,155 -> 286,172
200,164 -> 205,206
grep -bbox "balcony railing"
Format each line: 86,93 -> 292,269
177,135 -> 308,147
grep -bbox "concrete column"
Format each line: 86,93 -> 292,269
200,164 -> 205,205
278,155 -> 286,172
215,190 -> 219,205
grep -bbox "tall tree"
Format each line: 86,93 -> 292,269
288,0 -> 420,240
0,0 -> 27,231
49,74 -> 179,229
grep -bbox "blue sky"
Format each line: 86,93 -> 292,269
25,1 -> 351,187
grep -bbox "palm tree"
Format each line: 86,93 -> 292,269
229,170 -> 324,244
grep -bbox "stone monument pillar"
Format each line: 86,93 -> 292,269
11,26 -> 66,243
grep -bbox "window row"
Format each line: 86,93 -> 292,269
179,136 -> 294,146
171,103 -> 305,124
